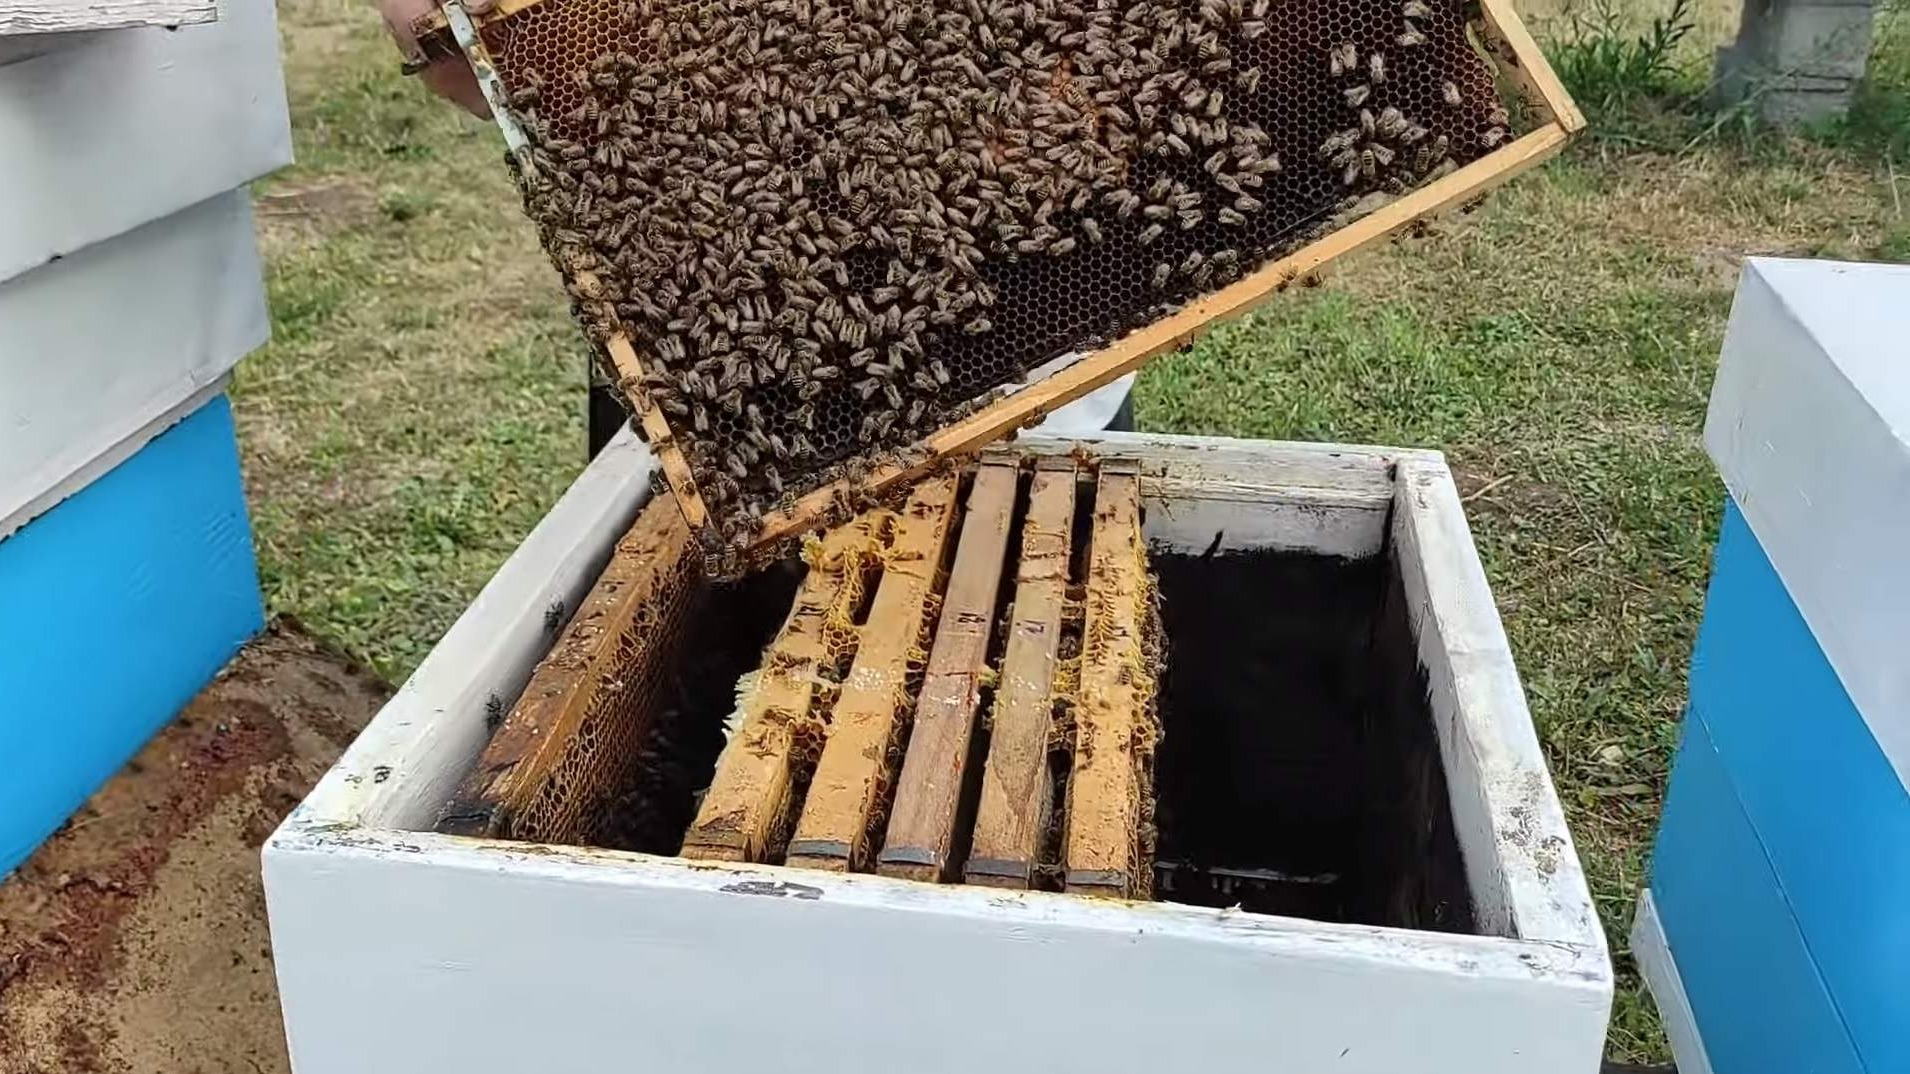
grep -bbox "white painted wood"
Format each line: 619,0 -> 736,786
0,189 -> 267,538
267,828 -> 1611,1074
1704,257 -> 1910,793
0,0 -> 216,35
1631,889 -> 1718,1074
1014,430 -> 1405,557
0,0 -> 290,282
1,377 -> 229,542
1391,456 -> 1606,953
287,425 -> 657,833
268,432 -> 1611,1074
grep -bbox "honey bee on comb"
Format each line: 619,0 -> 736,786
471,0 -> 1512,540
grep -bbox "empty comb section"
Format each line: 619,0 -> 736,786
681,514 -> 886,860
876,461 -> 1020,882
1063,462 -> 1163,899
786,475 -> 961,871
964,458 -> 1078,888
437,493 -> 702,844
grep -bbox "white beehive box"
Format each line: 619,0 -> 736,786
263,429 -> 1611,1073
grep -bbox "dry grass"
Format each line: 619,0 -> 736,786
240,0 -> 1907,1062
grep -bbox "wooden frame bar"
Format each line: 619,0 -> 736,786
786,476 -> 961,872
876,461 -> 1020,882
680,514 -> 884,860
436,493 -> 699,843
436,0 -> 1580,559
1062,463 -> 1157,898
964,458 -> 1079,888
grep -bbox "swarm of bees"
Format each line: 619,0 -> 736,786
490,0 -> 1503,536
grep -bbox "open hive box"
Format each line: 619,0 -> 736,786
414,0 -> 1581,556
264,430 -> 1613,1074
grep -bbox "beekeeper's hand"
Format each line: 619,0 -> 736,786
381,0 -> 497,118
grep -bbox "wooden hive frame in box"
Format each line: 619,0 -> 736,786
423,0 -> 1582,558
442,451 -> 1167,898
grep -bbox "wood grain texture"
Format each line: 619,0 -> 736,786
965,460 -> 1077,888
0,0 -> 215,34
877,462 -> 1019,881
786,476 -> 960,872
436,494 -> 697,843
681,515 -> 883,861
742,123 -> 1575,553
1063,464 -> 1158,898
602,333 -> 709,529
1477,0 -> 1587,133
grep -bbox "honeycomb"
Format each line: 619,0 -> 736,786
437,493 -> 704,846
466,0 -> 1509,542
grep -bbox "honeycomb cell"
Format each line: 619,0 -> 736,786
481,0 -> 1509,539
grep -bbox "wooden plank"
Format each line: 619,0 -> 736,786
603,331 -> 709,533
0,0 -> 215,35
785,477 -> 961,871
681,514 -> 883,861
1477,0 -> 1588,134
965,459 -> 1078,887
876,462 -> 1020,881
742,123 -> 1574,553
1063,464 -> 1158,898
436,493 -> 698,844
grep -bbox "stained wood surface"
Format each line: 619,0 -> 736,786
877,462 -> 1019,881
1477,0 -> 1587,133
0,0 -> 214,34
786,476 -> 960,871
743,122 -> 1575,554
1063,464 -> 1157,898
681,515 -> 882,861
965,460 -> 1078,888
603,333 -> 709,529
437,494 -> 698,842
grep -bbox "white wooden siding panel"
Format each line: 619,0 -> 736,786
0,0 -> 290,282
0,190 -> 266,537
0,0 -> 217,35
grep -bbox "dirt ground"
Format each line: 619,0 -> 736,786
0,624 -> 389,1074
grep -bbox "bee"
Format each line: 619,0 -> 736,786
1137,222 -> 1164,246
1217,206 -> 1245,226
1080,218 -> 1103,244
1480,126 -> 1507,148
1344,84 -> 1371,108
1361,108 -> 1377,138
1341,156 -> 1362,186
1178,209 -> 1203,230
964,317 -> 993,334
1370,51 -> 1387,83
1486,104 -> 1512,128
1151,261 -> 1173,289
1402,0 -> 1431,16
1329,41 -> 1359,77
1143,203 -> 1174,221
907,398 -> 927,424
1398,25 -> 1426,47
1371,143 -> 1396,166
1235,66 -> 1263,93
1049,236 -> 1078,255
1376,106 -> 1409,139
931,359 -> 950,385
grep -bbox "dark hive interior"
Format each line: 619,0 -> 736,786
479,0 -> 1509,538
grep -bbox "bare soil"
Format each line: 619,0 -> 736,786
0,623 -> 388,1074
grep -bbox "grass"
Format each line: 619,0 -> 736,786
243,0 -> 1908,1062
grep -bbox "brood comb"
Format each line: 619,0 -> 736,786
415,0 -> 1579,562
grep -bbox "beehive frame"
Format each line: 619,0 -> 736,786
426,0 -> 1579,556
265,427 -> 1612,1074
